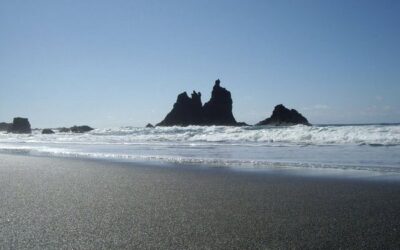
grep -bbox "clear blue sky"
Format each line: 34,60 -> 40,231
1,0 -> 399,127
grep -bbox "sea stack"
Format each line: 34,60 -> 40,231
0,122 -> 12,131
157,79 -> 240,126
202,79 -> 237,125
7,117 -> 32,133
157,91 -> 203,126
256,104 -> 310,126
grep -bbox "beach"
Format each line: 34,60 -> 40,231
1,153 -> 399,249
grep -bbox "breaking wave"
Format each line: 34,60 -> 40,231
1,124 -> 399,146
1,124 -> 399,174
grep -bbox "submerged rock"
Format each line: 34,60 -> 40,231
58,127 -> 71,133
42,128 -> 55,134
7,117 -> 32,134
256,104 -> 310,126
157,79 -> 241,126
0,122 -> 11,131
70,125 -> 94,133
145,123 -> 154,128
58,126 -> 93,133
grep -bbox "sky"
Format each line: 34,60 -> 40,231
1,0 -> 399,128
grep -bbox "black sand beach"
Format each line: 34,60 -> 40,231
1,153 -> 400,249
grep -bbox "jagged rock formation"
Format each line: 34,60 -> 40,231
202,79 -> 237,125
145,123 -> 154,128
70,125 -> 94,133
7,117 -> 32,133
157,80 -> 241,126
157,90 -> 203,126
42,129 -> 55,134
256,104 -> 310,126
0,122 -> 11,131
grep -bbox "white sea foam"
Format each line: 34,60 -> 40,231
1,124 -> 399,146
1,124 -> 399,174
1,143 -> 399,174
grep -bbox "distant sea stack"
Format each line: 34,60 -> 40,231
7,117 -> 32,133
257,104 -> 310,126
0,122 -> 12,131
157,79 -> 241,126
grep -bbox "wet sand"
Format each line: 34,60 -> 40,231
1,153 -> 400,249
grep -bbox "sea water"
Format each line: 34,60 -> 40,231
1,124 -> 399,174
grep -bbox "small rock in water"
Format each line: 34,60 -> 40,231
42,129 -> 55,134
70,125 -> 94,133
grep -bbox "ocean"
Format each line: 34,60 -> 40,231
1,124 -> 400,174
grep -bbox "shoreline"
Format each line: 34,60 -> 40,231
1,153 -> 400,248
1,150 -> 400,182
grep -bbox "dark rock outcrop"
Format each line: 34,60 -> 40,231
145,123 -> 154,128
0,122 -> 11,131
70,125 -> 94,133
157,79 -> 240,126
256,104 -> 310,126
202,79 -> 237,125
157,91 -> 203,126
58,126 -> 93,133
42,129 -> 55,134
7,117 -> 32,133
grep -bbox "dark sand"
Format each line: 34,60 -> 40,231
1,153 -> 400,249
